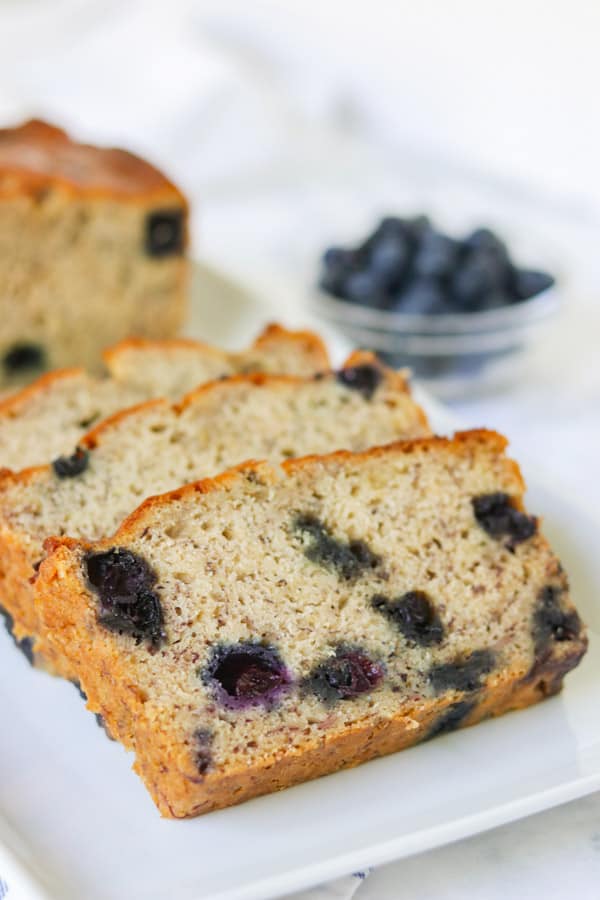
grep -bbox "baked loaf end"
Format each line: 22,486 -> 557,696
35,431 -> 586,817
0,118 -> 188,384
0,324 -> 330,472
0,354 -> 427,656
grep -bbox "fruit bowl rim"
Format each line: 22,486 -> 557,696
313,283 -> 560,336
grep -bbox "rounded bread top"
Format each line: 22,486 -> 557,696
0,119 -> 187,204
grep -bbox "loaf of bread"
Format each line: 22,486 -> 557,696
0,355 -> 427,665
34,431 -> 586,817
0,118 -> 188,385
0,324 -> 329,471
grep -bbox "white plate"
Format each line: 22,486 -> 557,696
1,264 -> 599,900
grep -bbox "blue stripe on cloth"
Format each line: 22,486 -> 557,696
0,878 -> 9,898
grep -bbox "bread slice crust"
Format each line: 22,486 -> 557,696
34,431 -> 587,817
0,354 -> 426,661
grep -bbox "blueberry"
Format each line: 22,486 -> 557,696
343,269 -> 386,307
337,363 -> 383,399
404,215 -> 432,243
3,343 -> 46,373
52,446 -> 89,478
203,642 -> 291,710
322,247 -> 354,269
145,208 -> 185,257
375,216 -> 411,240
512,268 -> 555,301
413,231 -> 459,279
84,548 -> 165,647
372,591 -> 444,646
534,586 -> 582,650
304,646 -> 384,703
472,492 -> 537,545
193,728 -> 214,774
425,699 -> 475,740
392,278 -> 449,315
293,514 -> 380,581
320,247 -> 358,299
369,234 -> 410,286
464,228 -> 507,258
429,649 -> 495,694
452,248 -> 509,310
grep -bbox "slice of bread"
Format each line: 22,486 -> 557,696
0,355 -> 427,659
0,324 -> 329,472
35,431 -> 586,817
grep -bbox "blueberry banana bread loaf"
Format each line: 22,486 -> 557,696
0,119 -> 191,385
0,324 -> 329,471
0,356 -> 427,662
34,431 -> 586,817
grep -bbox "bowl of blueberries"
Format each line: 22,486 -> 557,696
316,215 -> 558,398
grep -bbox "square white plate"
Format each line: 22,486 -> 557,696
1,263 -> 598,900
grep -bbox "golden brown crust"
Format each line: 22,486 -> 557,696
0,118 -> 186,203
0,367 -> 86,418
36,540 -> 587,818
102,324 -> 331,373
0,354 -> 428,671
146,662 -> 585,818
252,323 -> 330,370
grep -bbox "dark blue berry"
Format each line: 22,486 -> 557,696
3,343 -> 46,373
293,514 -> 380,581
393,278 -> 449,315
451,248 -> 508,310
145,209 -> 184,257
429,649 -> 495,694
322,247 -> 353,269
371,591 -> 444,646
464,228 -> 507,258
52,446 -> 89,478
343,269 -> 386,307
425,699 -> 475,740
472,492 -> 537,545
512,268 -> 554,301
404,215 -> 432,243
203,642 -> 291,710
193,728 -> 214,774
85,548 -> 165,647
413,231 -> 459,279
369,235 -> 409,285
337,363 -> 382,399
304,646 -> 384,703
534,586 -> 582,650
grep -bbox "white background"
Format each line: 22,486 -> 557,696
0,2 -> 599,899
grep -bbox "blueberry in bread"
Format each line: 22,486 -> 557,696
35,431 -> 586,817
0,118 -> 191,385
0,324 -> 329,472
0,354 -> 427,663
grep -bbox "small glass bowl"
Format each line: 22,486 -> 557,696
313,286 -> 560,400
